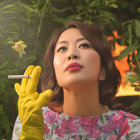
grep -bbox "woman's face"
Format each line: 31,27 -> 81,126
53,28 -> 103,88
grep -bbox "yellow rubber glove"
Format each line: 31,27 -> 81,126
14,65 -> 53,140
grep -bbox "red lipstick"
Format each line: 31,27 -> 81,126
66,62 -> 83,72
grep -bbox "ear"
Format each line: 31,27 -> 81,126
99,67 -> 106,80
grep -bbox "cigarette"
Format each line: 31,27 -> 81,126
8,75 -> 31,79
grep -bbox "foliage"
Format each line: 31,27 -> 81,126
129,99 -> 140,116
0,105 -> 9,139
0,0 -> 140,139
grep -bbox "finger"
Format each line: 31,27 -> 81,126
14,83 -> 21,96
21,65 -> 35,88
36,89 -> 53,109
33,92 -> 39,100
26,66 -> 41,93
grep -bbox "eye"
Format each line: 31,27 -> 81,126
79,43 -> 90,48
57,46 -> 67,52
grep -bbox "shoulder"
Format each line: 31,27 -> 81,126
110,110 -> 140,128
114,110 -> 140,127
111,110 -> 140,138
125,111 -> 140,138
42,106 -> 60,124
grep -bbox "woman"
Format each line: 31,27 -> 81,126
12,21 -> 140,140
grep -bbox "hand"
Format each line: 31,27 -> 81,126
15,65 -> 52,140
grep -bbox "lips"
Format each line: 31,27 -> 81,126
66,62 -> 83,71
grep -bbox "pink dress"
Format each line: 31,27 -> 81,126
12,107 -> 140,140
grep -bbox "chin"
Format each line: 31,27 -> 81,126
60,79 -> 90,88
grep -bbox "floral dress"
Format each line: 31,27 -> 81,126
12,107 -> 140,140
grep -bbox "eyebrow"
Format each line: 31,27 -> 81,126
57,38 -> 87,44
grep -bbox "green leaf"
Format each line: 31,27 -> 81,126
0,105 -> 10,134
130,100 -> 140,116
90,1 -> 101,7
135,20 -> 140,37
117,44 -> 140,60
110,4 -> 118,8
0,61 -> 9,70
127,24 -> 132,46
0,4 -> 16,12
16,2 -> 38,14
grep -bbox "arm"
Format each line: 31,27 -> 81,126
12,116 -> 21,140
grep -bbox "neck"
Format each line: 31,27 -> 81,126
62,83 -> 105,116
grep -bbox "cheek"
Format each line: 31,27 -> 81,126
87,51 -> 100,64
86,51 -> 101,73
53,57 -> 59,70
53,56 -> 60,74
53,54 -> 65,71
53,56 -> 64,85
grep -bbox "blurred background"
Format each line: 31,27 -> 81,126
0,0 -> 140,139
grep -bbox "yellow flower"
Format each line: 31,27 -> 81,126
12,41 -> 27,58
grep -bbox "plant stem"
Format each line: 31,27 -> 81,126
134,54 -> 140,70
35,0 -> 49,41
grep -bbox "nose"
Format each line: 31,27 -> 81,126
66,44 -> 80,61
67,48 -> 80,60
67,54 -> 78,60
